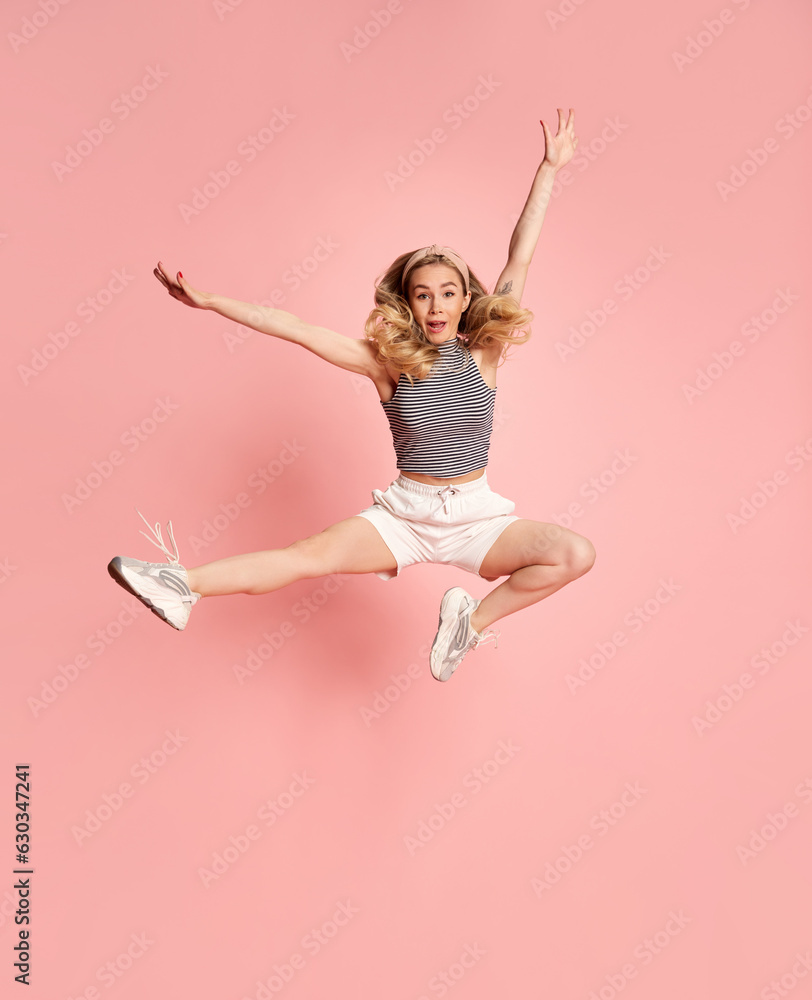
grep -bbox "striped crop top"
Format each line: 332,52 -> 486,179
380,336 -> 497,477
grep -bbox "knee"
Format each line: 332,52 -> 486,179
566,536 -> 596,578
516,532 -> 595,589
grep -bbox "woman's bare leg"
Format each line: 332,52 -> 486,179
471,520 -> 596,633
186,516 -> 398,597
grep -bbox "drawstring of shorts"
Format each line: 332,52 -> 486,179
432,485 -> 459,515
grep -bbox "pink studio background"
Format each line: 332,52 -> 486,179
2,0 -> 811,997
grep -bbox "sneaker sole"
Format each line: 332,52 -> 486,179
107,556 -> 183,631
431,587 -> 475,682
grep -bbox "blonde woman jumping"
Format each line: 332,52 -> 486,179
108,108 -> 595,682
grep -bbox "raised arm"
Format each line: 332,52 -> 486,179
153,261 -> 376,377
494,108 -> 579,305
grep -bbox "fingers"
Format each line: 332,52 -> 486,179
568,108 -> 578,147
554,108 -> 575,134
154,261 -> 176,291
539,109 -> 579,167
154,260 -> 186,297
552,108 -> 578,152
541,118 -> 556,156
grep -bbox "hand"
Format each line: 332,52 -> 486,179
153,261 -> 210,309
540,108 -> 579,172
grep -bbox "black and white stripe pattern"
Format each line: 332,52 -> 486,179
380,337 -> 497,477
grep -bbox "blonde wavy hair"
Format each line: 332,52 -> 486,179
363,248 -> 534,385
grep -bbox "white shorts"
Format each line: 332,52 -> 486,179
355,471 -> 521,581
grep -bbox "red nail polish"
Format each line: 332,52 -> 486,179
178,272 -> 183,278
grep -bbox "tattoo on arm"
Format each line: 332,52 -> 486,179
497,280 -> 513,295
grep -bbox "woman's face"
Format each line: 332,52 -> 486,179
406,263 -> 471,344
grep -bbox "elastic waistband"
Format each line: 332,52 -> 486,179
393,471 -> 489,496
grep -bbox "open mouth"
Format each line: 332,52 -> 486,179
427,321 -> 447,333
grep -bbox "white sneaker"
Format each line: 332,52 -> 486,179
108,510 -> 202,631
430,586 -> 500,682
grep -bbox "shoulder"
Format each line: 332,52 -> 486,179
357,337 -> 395,374
468,339 -> 504,368
359,338 -> 401,395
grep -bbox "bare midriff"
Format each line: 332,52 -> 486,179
399,468 -> 486,486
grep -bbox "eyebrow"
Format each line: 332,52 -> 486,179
412,282 -> 458,290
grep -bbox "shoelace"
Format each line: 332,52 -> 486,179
135,508 -> 181,565
469,627 -> 500,652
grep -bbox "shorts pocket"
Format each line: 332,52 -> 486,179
372,484 -> 420,519
371,487 -> 396,515
487,489 -> 516,517
459,487 -> 516,522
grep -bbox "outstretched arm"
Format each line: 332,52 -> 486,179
152,262 -> 377,377
494,108 -> 578,305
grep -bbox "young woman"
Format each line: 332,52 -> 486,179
108,108 -> 595,682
